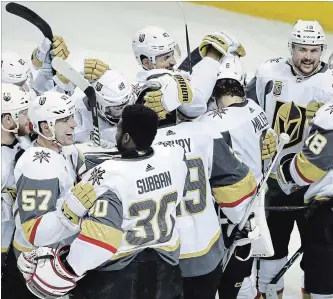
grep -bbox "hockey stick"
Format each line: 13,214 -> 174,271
51,57 -> 101,146
6,2 -> 56,76
265,206 -> 315,211
178,47 -> 201,72
178,2 -> 192,74
221,133 -> 291,272
266,247 -> 304,299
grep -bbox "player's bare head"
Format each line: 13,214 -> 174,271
288,20 -> 327,76
116,104 -> 158,152
1,83 -> 30,136
132,26 -> 180,71
29,92 -> 76,147
212,55 -> 246,107
213,78 -> 245,105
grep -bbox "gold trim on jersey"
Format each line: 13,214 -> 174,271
295,151 -> 326,183
180,229 -> 221,259
272,100 -> 306,149
110,238 -> 180,261
213,171 -> 257,207
81,220 -> 123,251
2,247 -> 8,253
13,240 -> 33,253
2,187 -> 17,202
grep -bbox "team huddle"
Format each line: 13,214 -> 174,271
1,7 -> 333,299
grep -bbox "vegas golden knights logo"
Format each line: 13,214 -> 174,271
272,100 -> 306,149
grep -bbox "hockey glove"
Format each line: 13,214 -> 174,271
51,36 -> 70,60
262,129 -> 277,160
23,246 -> 83,299
139,80 -> 169,120
31,37 -> 53,68
144,90 -> 169,120
306,101 -> 324,125
53,72 -> 76,95
84,58 -> 109,80
222,213 -> 259,261
17,250 -> 38,280
61,182 -> 96,230
199,31 -> 246,59
276,154 -> 302,195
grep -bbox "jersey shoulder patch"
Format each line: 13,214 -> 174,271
256,57 -> 287,78
15,147 -> 66,180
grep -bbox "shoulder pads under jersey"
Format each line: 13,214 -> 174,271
15,147 -> 66,180
255,57 -> 287,78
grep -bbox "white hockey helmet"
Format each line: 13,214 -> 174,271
29,91 -> 76,141
132,26 -> 181,66
1,83 -> 30,132
217,55 -> 247,86
288,20 -> 327,52
2,52 -> 30,85
93,69 -> 135,124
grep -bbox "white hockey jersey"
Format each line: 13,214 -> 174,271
289,100 -> 333,202
134,56 -> 221,118
198,99 -> 270,184
13,143 -> 83,253
247,58 -> 333,175
1,139 -> 22,253
66,144 -> 188,276
153,120 -> 257,277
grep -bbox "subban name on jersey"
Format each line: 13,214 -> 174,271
137,171 -> 172,194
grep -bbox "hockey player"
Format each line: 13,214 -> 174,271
139,75 -> 258,299
277,99 -> 333,298
1,83 -> 36,299
199,55 -> 272,299
13,91 -> 96,263
18,104 -> 188,299
246,19 -> 333,298
74,69 -> 136,148
1,84 -> 31,257
132,26 -> 246,119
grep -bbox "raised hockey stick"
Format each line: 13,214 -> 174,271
221,133 -> 291,272
266,247 -> 304,299
6,2 -> 56,76
178,47 -> 201,72
51,57 -> 101,146
178,1 -> 192,74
